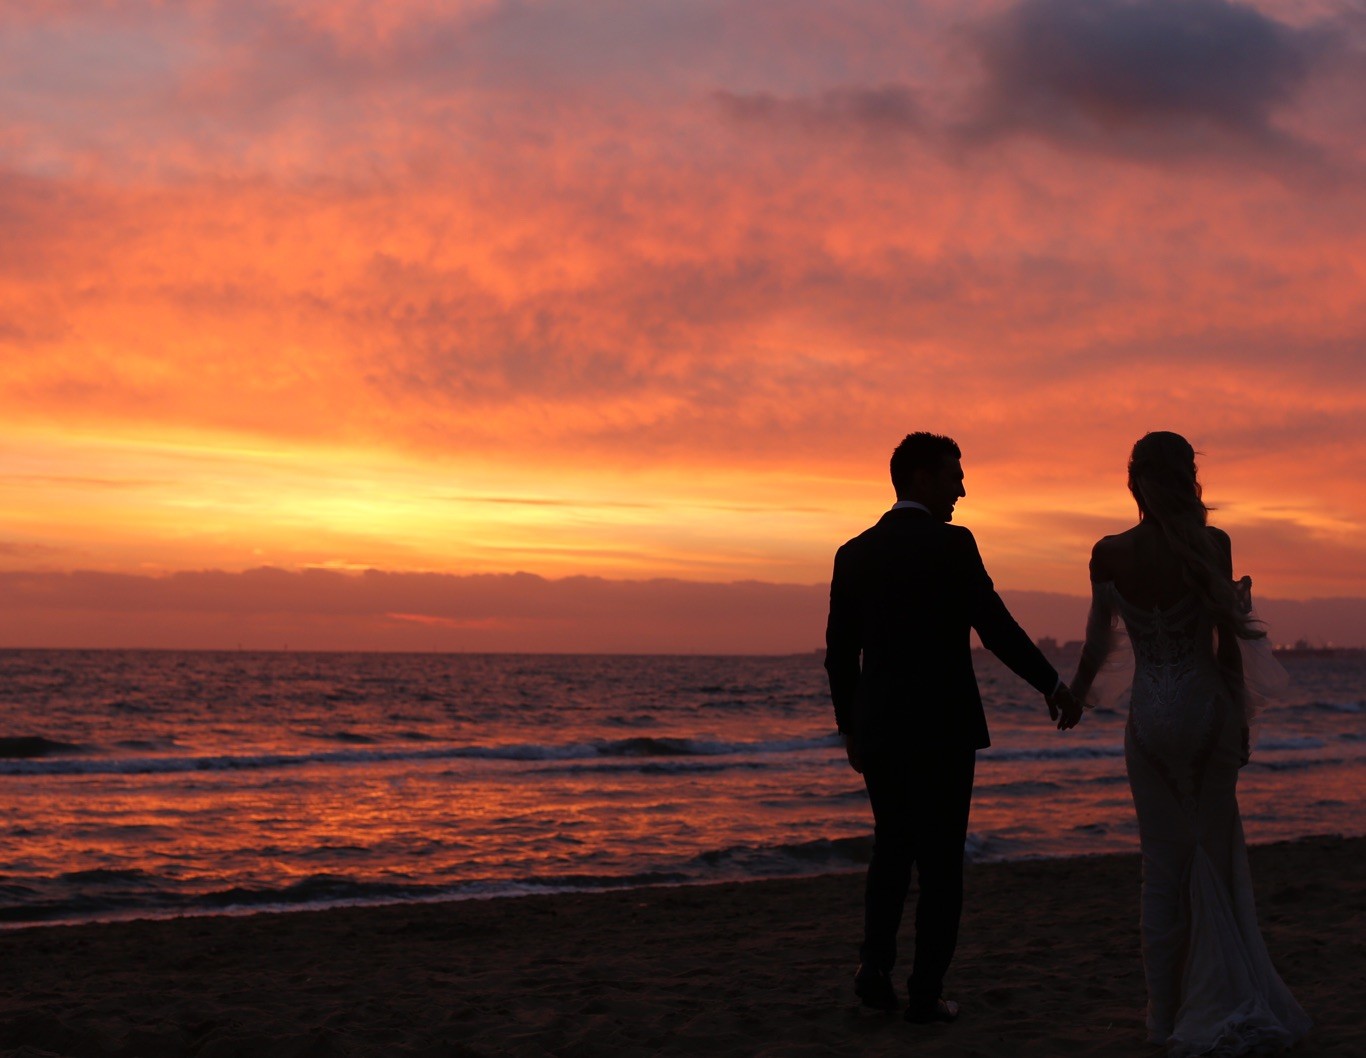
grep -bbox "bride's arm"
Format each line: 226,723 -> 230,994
1069,542 -> 1117,707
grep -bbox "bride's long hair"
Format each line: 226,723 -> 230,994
1128,432 -> 1265,640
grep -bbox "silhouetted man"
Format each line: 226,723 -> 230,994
824,431 -> 1080,1023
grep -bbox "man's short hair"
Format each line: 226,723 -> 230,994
890,432 -> 961,497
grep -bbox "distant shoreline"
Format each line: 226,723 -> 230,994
3,572 -> 1364,653
3,643 -> 1366,659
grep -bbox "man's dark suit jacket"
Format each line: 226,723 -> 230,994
825,506 -> 1059,755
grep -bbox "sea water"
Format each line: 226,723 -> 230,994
1,649 -> 1361,926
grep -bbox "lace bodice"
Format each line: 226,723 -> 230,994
1118,592 -> 1222,713
1079,577 -> 1287,739
1082,583 -> 1232,802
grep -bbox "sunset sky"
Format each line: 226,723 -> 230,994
3,0 -> 1364,649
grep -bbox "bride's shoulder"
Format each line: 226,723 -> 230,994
1089,531 -> 1126,579
1092,526 -> 1140,555
1205,524 -> 1233,569
1205,524 -> 1231,547
1089,525 -> 1144,580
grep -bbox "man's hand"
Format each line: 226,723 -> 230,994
843,734 -> 863,774
1047,684 -> 1083,731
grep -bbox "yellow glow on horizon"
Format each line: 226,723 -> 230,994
1,423 -> 892,582
6,416 -> 1359,603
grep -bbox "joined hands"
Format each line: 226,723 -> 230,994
1048,683 -> 1084,730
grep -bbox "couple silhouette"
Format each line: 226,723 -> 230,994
824,431 -> 1310,1054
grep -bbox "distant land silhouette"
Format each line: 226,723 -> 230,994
1,569 -> 1362,653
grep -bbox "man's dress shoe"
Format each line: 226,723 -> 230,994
904,996 -> 961,1024
853,965 -> 898,1011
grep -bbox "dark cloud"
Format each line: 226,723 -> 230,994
969,0 -> 1330,156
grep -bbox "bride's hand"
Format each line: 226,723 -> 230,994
1048,684 -> 1083,730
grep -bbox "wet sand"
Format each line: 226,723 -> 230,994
1,835 -> 1359,1057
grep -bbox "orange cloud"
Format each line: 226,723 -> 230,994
1,0 -> 1364,625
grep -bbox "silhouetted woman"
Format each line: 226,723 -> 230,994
1069,432 -> 1310,1056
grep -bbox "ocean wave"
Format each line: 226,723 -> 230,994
962,832 -> 1023,862
978,779 -> 1063,795
0,820 -> 1328,929
509,869 -> 693,890
681,832 -> 1015,872
692,835 -> 873,872
528,760 -> 776,776
0,873 -> 438,925
0,835 -> 878,926
114,738 -> 182,752
979,737 -> 1331,765
0,733 -> 843,777
1256,736 -> 1326,752
1248,756 -> 1346,772
297,729 -> 380,745
58,867 -> 156,884
1301,700 -> 1363,714
981,744 -> 1125,762
596,735 -> 839,757
0,856 -> 788,926
0,736 -> 87,759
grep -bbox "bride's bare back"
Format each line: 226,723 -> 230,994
1090,520 -> 1233,611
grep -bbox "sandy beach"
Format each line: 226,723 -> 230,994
1,835 -> 1360,1058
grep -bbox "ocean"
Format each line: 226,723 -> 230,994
1,649 -> 1361,927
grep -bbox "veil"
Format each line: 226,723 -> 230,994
1079,581 -> 1133,710
1227,576 -> 1290,752
1079,576 -> 1289,756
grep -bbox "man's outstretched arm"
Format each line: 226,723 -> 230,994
958,531 -> 1079,727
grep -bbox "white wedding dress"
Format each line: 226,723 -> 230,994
1084,582 -> 1311,1057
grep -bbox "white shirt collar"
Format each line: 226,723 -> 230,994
891,500 -> 932,514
